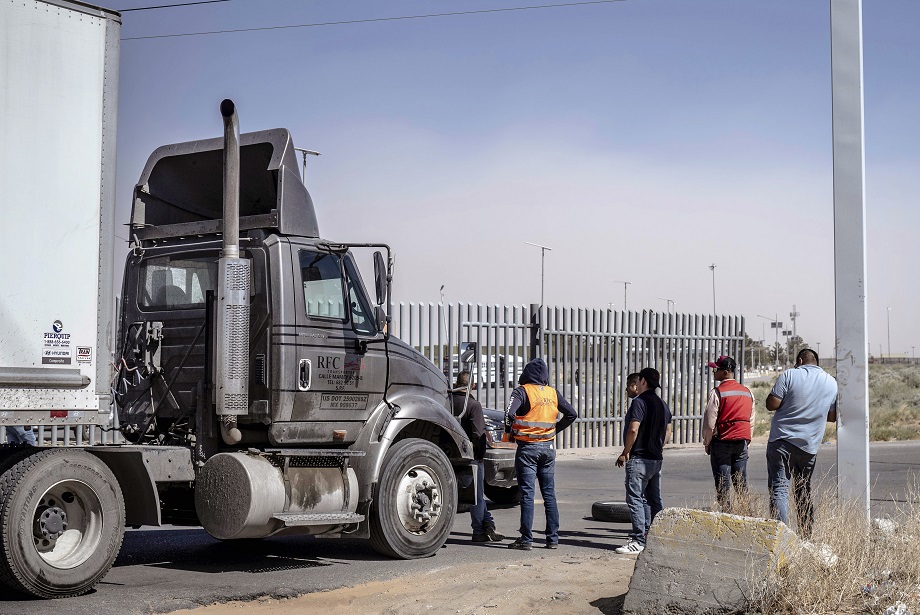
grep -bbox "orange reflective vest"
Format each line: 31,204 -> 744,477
512,384 -> 559,443
716,380 -> 754,442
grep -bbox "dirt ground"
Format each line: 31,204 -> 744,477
171,552 -> 636,615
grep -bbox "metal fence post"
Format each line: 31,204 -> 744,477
529,303 -> 541,361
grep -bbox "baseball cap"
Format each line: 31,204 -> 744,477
707,355 -> 736,371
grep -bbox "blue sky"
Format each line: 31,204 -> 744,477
112,0 -> 920,357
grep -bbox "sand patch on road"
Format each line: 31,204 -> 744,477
172,552 -> 635,615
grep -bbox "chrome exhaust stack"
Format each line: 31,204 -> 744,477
216,99 -> 249,444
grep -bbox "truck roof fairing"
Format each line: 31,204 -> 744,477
131,128 -> 319,242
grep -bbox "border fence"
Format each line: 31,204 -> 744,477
2,302 -> 745,449
393,302 -> 746,449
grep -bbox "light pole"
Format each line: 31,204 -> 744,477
657,297 -> 676,315
439,285 -> 445,304
757,314 -> 782,369
293,147 -> 321,181
612,280 -> 631,313
525,242 -> 552,308
886,306 -> 891,358
709,263 -> 717,315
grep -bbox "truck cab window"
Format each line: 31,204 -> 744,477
140,255 -> 217,310
300,251 -> 346,320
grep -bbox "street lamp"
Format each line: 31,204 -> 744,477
886,306 -> 892,358
657,297 -> 676,315
524,242 -> 552,308
709,263 -> 717,315
293,147 -> 321,181
611,280 -> 632,313
757,313 -> 782,368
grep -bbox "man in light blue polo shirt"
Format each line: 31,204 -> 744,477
765,348 -> 838,537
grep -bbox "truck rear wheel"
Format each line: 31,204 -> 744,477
369,438 -> 456,559
0,449 -> 125,598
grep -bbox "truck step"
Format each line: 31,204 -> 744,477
272,512 -> 364,527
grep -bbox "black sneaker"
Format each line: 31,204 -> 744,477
508,538 -> 532,551
485,527 -> 506,542
545,543 -> 558,549
471,533 -> 490,543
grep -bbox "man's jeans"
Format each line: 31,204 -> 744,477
515,441 -> 559,545
709,439 -> 749,510
470,461 -> 496,534
5,426 -> 36,446
766,438 -> 817,537
624,457 -> 663,544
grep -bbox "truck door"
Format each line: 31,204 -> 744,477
285,244 -> 385,442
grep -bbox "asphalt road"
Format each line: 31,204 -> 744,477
3,441 -> 918,615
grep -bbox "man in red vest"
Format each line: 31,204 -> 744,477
702,356 -> 755,511
503,358 -> 577,550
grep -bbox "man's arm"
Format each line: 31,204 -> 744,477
468,400 -> 487,441
555,391 -> 578,433
766,394 -> 782,411
702,389 -> 719,451
616,420 -> 640,467
827,400 -> 837,423
504,388 -> 526,432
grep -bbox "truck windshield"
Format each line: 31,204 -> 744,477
140,255 -> 217,310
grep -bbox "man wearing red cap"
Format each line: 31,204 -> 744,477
702,356 -> 754,511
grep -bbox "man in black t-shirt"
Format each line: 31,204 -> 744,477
614,367 -> 673,554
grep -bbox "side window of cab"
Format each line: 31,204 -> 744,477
299,251 -> 346,320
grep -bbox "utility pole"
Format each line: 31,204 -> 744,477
657,297 -> 676,315
709,264 -> 717,315
886,306 -> 891,358
612,280 -> 631,313
525,242 -> 552,308
789,305 -> 800,358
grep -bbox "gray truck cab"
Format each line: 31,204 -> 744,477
115,110 -> 474,560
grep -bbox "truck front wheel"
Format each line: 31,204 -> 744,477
0,449 -> 125,598
369,438 -> 457,559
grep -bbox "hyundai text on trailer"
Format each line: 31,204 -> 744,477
0,0 -> 476,599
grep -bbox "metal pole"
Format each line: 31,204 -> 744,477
831,0 -> 870,518
709,264 -> 716,314
293,147 -> 321,182
525,242 -> 552,308
886,306 -> 891,358
612,280 -> 631,313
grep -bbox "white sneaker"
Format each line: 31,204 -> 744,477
615,540 -> 645,554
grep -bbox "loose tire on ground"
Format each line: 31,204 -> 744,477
369,438 -> 457,559
591,501 -> 632,523
484,484 -> 520,506
0,448 -> 126,598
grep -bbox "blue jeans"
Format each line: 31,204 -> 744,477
515,442 -> 559,545
470,461 -> 496,534
624,457 -> 663,544
5,426 -> 36,446
709,439 -> 749,510
767,438 -> 816,537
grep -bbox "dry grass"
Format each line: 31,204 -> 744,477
739,480 -> 920,615
749,364 -> 920,442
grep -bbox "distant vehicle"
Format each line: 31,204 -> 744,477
443,354 -> 525,388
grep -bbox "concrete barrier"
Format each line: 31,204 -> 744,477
623,507 -> 798,614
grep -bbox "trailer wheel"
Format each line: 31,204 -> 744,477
0,449 -> 125,598
484,484 -> 520,506
369,438 -> 456,559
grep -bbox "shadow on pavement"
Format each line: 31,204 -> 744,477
590,593 -> 627,614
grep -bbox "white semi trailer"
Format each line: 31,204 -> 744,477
1,0 -> 479,599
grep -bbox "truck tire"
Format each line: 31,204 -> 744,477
0,449 -> 125,598
484,484 -> 520,506
369,438 -> 456,559
591,501 -> 632,523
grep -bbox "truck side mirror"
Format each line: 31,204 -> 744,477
374,305 -> 388,334
459,342 -> 478,365
373,251 -> 387,305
